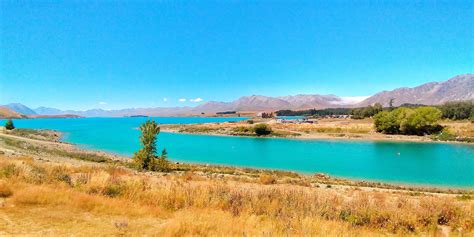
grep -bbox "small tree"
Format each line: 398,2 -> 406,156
133,120 -> 169,171
254,124 -> 272,136
4,119 -> 15,130
150,148 -> 170,172
389,98 -> 395,110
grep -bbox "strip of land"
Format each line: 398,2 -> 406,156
0,127 -> 473,236
161,118 -> 474,143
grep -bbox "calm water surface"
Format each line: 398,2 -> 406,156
3,117 -> 474,187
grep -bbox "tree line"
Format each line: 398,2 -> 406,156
276,100 -> 473,121
276,108 -> 352,116
438,100 -> 474,120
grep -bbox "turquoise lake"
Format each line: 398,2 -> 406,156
2,117 -> 474,188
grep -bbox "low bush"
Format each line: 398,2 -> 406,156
431,129 -> 457,141
0,164 -> 19,178
254,124 -> 272,136
0,182 -> 13,198
232,126 -> 254,134
259,174 -> 276,185
4,119 -> 14,130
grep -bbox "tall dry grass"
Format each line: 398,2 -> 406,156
0,155 -> 472,236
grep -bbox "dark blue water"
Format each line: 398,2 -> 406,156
2,117 -> 473,187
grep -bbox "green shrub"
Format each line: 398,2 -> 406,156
232,126 -> 254,134
254,124 -> 272,136
0,164 -> 19,178
5,119 -> 15,130
104,184 -> 123,197
247,119 -> 254,124
150,149 -> 170,172
50,166 -> 72,186
431,129 -> 457,141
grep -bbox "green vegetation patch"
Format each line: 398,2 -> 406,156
374,107 -> 443,135
439,100 -> 474,120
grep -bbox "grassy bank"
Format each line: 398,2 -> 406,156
161,118 -> 474,143
0,155 -> 473,236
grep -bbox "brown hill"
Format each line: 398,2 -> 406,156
0,106 -> 24,119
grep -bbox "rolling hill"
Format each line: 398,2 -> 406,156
0,106 -> 24,119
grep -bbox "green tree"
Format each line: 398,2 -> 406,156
373,103 -> 383,114
133,120 -> 169,171
402,107 -> 442,135
439,101 -> 473,120
389,98 -> 395,110
254,124 -> 272,136
374,107 -> 442,135
374,111 -> 399,134
4,119 -> 15,130
351,103 -> 384,119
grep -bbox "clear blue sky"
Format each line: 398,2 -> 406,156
1,1 -> 472,110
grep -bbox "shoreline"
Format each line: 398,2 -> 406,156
169,158 -> 474,191
1,127 -> 473,193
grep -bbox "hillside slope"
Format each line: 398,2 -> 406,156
357,74 -> 474,107
0,106 -> 24,118
5,103 -> 36,115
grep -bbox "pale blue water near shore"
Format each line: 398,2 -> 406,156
2,117 -> 474,188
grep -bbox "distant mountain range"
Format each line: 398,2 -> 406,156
2,74 -> 473,118
356,74 -> 474,107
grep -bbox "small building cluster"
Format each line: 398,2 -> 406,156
317,114 -> 352,119
276,118 -> 317,124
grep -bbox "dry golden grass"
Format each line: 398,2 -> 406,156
441,120 -> 474,137
0,155 -> 472,236
163,119 -> 375,137
272,122 -> 373,135
163,119 -> 473,144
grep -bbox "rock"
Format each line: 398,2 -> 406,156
314,173 -> 330,179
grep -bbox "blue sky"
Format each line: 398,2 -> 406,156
1,1 -> 472,110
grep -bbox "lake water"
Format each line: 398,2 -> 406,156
2,117 -> 474,188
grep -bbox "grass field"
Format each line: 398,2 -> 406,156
0,155 -> 473,236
